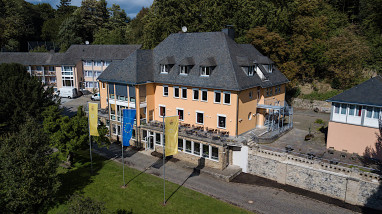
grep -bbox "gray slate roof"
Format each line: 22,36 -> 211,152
327,76 -> 382,107
99,31 -> 289,91
98,50 -> 153,85
0,52 -> 64,66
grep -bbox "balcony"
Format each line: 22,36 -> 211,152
45,71 -> 56,76
32,70 -> 43,76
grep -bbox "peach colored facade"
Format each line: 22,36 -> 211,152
154,84 -> 239,136
55,62 -> 82,90
83,61 -> 108,91
327,121 -> 380,157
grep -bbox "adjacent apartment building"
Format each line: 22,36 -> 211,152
327,76 -> 382,158
98,29 -> 289,169
0,45 -> 141,93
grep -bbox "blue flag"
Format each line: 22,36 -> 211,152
122,109 -> 136,146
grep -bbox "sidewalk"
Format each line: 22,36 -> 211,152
94,143 -> 359,214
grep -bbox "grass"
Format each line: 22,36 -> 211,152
300,90 -> 342,101
49,151 -> 251,214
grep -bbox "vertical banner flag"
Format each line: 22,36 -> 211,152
122,109 -> 136,146
165,116 -> 179,156
89,103 -> 99,136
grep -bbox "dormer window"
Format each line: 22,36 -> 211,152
241,66 -> 254,76
201,66 -> 211,77
263,64 -> 273,73
160,64 -> 170,74
180,66 -> 189,75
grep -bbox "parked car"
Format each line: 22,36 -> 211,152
58,88 -> 78,99
91,92 -> 100,101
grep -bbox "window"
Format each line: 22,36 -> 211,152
85,70 -> 93,77
36,66 -> 42,71
143,130 -> 147,141
84,60 -> 92,66
211,146 -> 218,160
155,133 -> 161,145
340,104 -> 347,115
214,91 -> 221,103
264,64 -> 273,73
185,140 -> 192,153
217,115 -> 226,129
269,87 -> 273,96
180,66 -> 189,75
223,92 -> 231,105
163,85 -> 168,96
104,61 -> 111,67
49,66 -> 55,72
194,142 -> 200,155
202,144 -> 209,158
102,82 -> 106,89
201,90 -> 208,102
266,88 -> 270,97
174,87 -> 180,98
366,106 -> 373,118
159,105 -> 166,117
349,105 -> 355,116
112,124 -> 117,134
274,85 -> 281,94
62,76 -> 74,87
334,103 -> 340,114
201,66 -> 211,76
374,108 -> 380,119
160,64 -> 169,73
62,66 -> 72,71
241,66 -> 254,76
95,71 -> 102,77
117,125 -> 121,136
193,89 -> 199,100
94,61 -> 102,66
177,108 -> 184,121
178,138 -> 184,151
196,111 -> 204,124
181,87 -> 187,99
249,91 -> 253,99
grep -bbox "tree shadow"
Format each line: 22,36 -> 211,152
165,157 -> 205,203
361,119 -> 382,213
50,151 -> 106,209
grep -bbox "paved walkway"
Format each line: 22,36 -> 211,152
94,143 -> 361,214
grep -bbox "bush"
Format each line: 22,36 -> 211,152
315,119 -> 324,124
67,193 -> 106,214
301,90 -> 342,101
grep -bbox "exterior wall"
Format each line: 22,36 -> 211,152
154,84 -> 238,136
237,87 -> 259,135
75,61 -> 83,90
247,147 -> 382,210
83,61 -> 104,91
146,83 -> 156,122
55,66 -> 63,89
327,121 -> 380,157
99,81 -> 107,109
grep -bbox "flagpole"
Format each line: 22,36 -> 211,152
88,102 -> 93,173
122,113 -> 125,187
163,115 -> 166,205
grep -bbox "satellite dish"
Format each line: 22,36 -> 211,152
85,41 -> 89,45
181,26 -> 187,33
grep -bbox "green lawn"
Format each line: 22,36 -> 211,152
49,151 -> 251,214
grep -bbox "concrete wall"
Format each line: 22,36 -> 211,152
247,147 -> 382,210
292,98 -> 331,113
327,121 -> 380,157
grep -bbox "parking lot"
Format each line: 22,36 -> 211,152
60,94 -> 100,117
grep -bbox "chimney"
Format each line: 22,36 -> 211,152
222,25 -> 235,40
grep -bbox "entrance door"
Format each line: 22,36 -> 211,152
147,131 -> 154,150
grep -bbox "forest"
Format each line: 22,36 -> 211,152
0,0 -> 381,90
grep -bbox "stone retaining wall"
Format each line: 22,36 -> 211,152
247,147 -> 382,210
292,98 -> 331,113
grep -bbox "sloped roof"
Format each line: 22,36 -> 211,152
327,76 -> 382,107
98,50 -> 153,85
0,52 -> 63,65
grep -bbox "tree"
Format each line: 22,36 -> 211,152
57,14 -> 83,51
42,105 -> 110,164
0,63 -> 57,135
0,118 -> 60,213
80,0 -> 109,43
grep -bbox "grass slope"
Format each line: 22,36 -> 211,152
49,151 -> 251,214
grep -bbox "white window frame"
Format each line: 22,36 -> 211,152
193,88 -> 199,101
85,70 -> 93,77
223,91 -> 231,105
159,104 -> 166,118
214,91 -> 221,104
181,87 -> 187,99
84,60 -> 92,66
173,86 -> 180,98
217,114 -> 226,129
160,64 -> 169,74
177,108 -> 184,121
201,66 -> 211,77
104,61 -> 111,67
102,82 -> 106,89
196,111 -> 204,125
180,65 -> 189,75
94,61 -> 102,67
163,85 -> 169,97
201,89 -> 208,102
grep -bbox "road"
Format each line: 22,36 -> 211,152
60,94 -> 99,117
94,143 -> 362,214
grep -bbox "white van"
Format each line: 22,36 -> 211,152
58,88 -> 78,99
